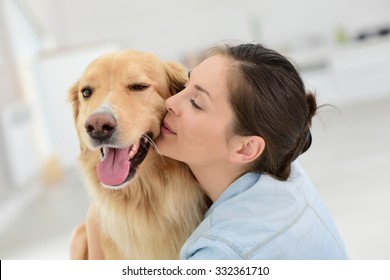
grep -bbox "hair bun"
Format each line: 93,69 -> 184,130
306,92 -> 318,122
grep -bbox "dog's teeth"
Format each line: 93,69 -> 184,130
128,143 -> 140,160
100,148 -> 104,160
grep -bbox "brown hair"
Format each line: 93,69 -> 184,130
210,43 -> 318,180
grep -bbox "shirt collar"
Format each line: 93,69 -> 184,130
205,172 -> 261,217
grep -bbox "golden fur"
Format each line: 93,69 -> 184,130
69,49 -> 208,259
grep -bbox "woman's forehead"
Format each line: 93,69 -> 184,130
192,56 -> 230,96
195,54 -> 229,70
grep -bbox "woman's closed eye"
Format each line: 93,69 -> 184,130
190,98 -> 202,110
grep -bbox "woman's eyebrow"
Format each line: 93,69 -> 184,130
188,70 -> 211,98
194,84 -> 211,98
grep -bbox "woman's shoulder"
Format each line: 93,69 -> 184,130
181,162 -> 348,259
213,162 -> 312,223
181,164 -> 307,258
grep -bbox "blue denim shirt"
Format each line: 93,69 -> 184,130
180,162 -> 349,259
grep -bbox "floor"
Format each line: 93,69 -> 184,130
0,168 -> 89,259
0,95 -> 389,260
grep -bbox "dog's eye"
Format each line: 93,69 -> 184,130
128,83 -> 150,92
81,87 -> 93,98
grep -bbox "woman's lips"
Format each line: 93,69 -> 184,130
161,121 -> 177,135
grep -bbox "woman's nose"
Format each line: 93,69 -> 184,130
165,96 -> 174,113
165,94 -> 178,115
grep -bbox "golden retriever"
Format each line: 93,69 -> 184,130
68,49 -> 208,259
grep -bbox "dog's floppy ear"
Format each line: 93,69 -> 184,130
68,80 -> 80,121
165,62 -> 187,96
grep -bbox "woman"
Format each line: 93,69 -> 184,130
72,43 -> 348,259
155,43 -> 348,259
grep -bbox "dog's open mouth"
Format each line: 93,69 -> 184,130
96,134 -> 151,187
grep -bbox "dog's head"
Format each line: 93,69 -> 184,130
69,49 -> 187,189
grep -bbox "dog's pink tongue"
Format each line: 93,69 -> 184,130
97,147 -> 130,186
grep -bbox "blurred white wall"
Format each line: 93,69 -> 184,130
0,0 -> 23,190
11,0 -> 390,59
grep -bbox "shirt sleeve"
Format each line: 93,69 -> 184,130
182,237 -> 244,260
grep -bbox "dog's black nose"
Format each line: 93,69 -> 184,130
85,113 -> 117,141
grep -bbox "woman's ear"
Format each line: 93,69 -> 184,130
229,136 -> 265,164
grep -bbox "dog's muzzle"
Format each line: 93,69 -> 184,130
96,133 -> 152,188
84,111 -> 152,188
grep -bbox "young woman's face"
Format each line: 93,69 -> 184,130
155,55 -> 235,167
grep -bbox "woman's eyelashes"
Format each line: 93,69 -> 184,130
190,98 -> 202,110
186,72 -> 203,110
